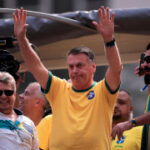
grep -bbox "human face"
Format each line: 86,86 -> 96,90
0,82 -> 16,114
143,50 -> 150,74
136,50 -> 150,76
19,84 -> 38,115
67,53 -> 96,90
113,91 -> 133,122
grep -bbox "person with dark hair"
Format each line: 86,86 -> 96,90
111,90 -> 143,150
13,6 -> 122,150
111,43 -> 150,150
67,46 -> 95,61
0,71 -> 38,150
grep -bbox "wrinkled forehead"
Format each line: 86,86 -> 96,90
24,84 -> 39,95
0,82 -> 14,90
67,53 -> 90,63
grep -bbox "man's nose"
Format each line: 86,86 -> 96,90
18,95 -> 24,105
1,92 -> 7,98
72,67 -> 78,72
114,103 -> 119,108
19,93 -> 24,100
19,93 -> 23,97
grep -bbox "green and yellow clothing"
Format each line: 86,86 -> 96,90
43,72 -> 119,150
112,126 -> 143,150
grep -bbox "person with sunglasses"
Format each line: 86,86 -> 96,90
0,71 -> 39,150
0,49 -> 21,108
111,43 -> 150,150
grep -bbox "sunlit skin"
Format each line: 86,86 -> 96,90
13,7 -> 122,92
19,84 -> 38,115
13,6 -> 123,149
0,82 -> 16,115
19,83 -> 46,126
113,91 -> 133,127
67,53 -> 96,90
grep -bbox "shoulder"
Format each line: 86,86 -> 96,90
37,115 -> 53,129
19,115 -> 35,127
41,115 -> 52,123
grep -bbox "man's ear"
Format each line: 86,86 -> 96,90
92,62 -> 96,73
35,99 -> 41,105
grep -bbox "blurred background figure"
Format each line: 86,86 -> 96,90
0,46 -> 20,108
19,82 -> 51,126
111,90 -> 143,150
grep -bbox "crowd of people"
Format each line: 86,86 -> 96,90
0,5 -> 149,150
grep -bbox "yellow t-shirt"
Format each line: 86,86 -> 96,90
44,72 -> 119,150
111,126 -> 143,150
36,115 -> 52,150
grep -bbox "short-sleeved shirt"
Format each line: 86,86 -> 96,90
0,109 -> 39,150
43,72 -> 119,150
112,126 -> 143,150
36,115 -> 52,150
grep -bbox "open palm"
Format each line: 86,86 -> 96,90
13,8 -> 28,39
92,6 -> 114,42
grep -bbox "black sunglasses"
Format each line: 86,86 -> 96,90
144,56 -> 150,63
0,90 -> 14,96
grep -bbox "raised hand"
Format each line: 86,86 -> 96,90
13,7 -> 28,39
92,6 -> 115,42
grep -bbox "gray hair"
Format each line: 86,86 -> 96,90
28,82 -> 49,111
0,71 -> 16,91
67,46 -> 95,62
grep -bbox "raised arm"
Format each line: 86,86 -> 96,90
93,6 -> 122,91
13,8 -> 49,89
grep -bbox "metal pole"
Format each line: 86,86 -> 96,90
0,8 -> 96,33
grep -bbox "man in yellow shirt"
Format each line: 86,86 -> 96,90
13,6 -> 122,150
111,90 -> 143,150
